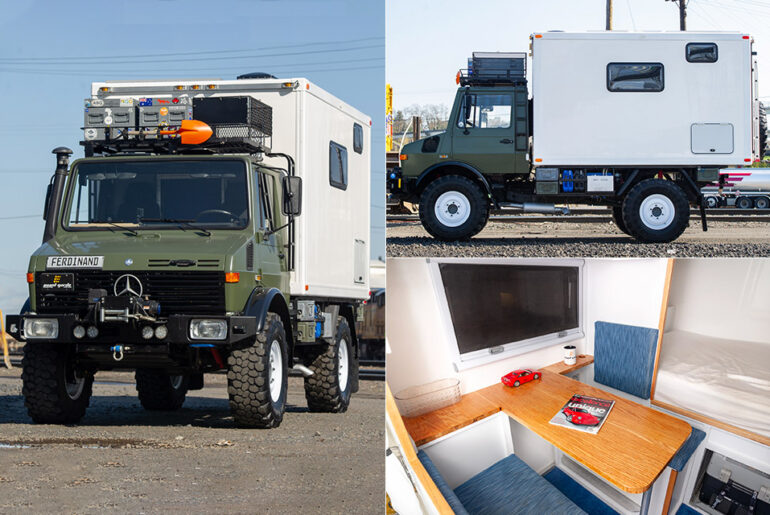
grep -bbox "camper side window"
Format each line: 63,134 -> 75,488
457,94 -> 512,129
607,63 -> 664,92
353,123 -> 364,154
686,43 -> 718,63
329,141 -> 348,190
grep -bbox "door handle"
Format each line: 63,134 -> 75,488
499,138 -> 514,144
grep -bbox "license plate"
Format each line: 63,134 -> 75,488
38,273 -> 75,292
46,256 -> 104,269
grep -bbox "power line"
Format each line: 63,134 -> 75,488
0,214 -> 41,220
0,64 -> 383,78
0,37 -> 384,62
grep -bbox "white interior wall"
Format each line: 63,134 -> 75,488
386,258 -> 668,396
666,259 -> 770,344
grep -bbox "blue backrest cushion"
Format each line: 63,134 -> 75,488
416,450 -> 470,515
669,428 -> 706,471
594,321 -> 659,399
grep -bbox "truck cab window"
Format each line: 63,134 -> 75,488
457,94 -> 512,129
257,172 -> 276,231
330,141 -> 348,190
353,123 -> 364,154
686,43 -> 718,63
607,63 -> 664,92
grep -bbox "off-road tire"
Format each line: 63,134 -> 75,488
227,313 -> 288,428
304,316 -> 354,413
135,369 -> 189,411
21,343 -> 93,424
622,179 -> 690,243
419,175 -> 489,240
611,206 -> 630,235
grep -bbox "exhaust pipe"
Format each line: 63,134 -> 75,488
42,147 -> 73,244
292,364 -> 314,377
500,202 -> 570,215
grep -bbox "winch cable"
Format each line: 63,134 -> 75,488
0,309 -> 11,369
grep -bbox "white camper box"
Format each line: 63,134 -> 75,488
91,78 -> 371,301
531,32 -> 758,167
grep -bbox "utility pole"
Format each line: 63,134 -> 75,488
666,0 -> 687,30
606,0 -> 613,30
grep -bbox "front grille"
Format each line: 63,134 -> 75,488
35,271 -> 225,315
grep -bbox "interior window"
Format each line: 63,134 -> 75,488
329,141 -> 348,190
607,63 -> 664,92
686,43 -> 718,63
353,123 -> 364,154
457,94 -> 512,129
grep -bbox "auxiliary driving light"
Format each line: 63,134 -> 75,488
73,325 -> 86,339
23,318 -> 59,339
141,326 -> 154,340
86,326 -> 99,339
189,319 -> 227,340
154,325 -> 168,339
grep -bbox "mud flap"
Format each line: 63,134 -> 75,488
699,195 -> 708,232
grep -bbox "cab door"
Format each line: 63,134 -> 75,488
451,89 -> 523,175
252,166 -> 284,290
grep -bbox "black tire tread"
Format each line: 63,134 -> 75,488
22,343 -> 93,424
611,206 -> 630,235
227,313 -> 286,428
622,179 -> 690,243
419,175 -> 489,241
135,369 -> 188,411
303,316 -> 352,413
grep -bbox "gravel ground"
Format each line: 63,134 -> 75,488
0,368 -> 384,514
387,220 -> 770,257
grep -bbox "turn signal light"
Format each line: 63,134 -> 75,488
225,272 -> 240,283
399,154 -> 408,161
26,273 -> 34,283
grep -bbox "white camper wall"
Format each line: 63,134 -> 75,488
666,259 -> 770,344
532,32 -> 753,167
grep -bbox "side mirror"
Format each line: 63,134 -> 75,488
42,183 -> 53,221
281,176 -> 302,216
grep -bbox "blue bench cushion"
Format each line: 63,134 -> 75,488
669,428 -> 706,471
454,454 -> 587,515
416,450 -> 470,515
594,321 -> 659,399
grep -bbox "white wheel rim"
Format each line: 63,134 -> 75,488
65,370 -> 85,400
268,340 -> 283,403
434,191 -> 471,227
170,375 -> 184,390
338,338 -> 349,391
639,194 -> 675,230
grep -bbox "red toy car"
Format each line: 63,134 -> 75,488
501,369 -> 541,387
562,408 -> 600,426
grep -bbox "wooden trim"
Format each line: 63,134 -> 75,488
651,398 -> 770,447
386,384 -> 454,515
650,258 -> 675,400
542,354 -> 594,376
662,469 -> 677,515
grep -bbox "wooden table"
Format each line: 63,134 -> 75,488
402,370 -> 692,514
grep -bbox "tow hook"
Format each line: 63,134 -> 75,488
110,345 -> 125,362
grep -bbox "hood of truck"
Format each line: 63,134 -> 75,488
29,230 -> 251,272
399,133 -> 446,177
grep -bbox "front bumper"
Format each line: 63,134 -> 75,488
5,313 -> 257,346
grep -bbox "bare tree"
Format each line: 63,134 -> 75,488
400,104 -> 450,132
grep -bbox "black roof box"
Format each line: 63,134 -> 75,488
237,72 -> 277,80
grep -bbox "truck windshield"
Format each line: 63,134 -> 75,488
66,159 -> 249,230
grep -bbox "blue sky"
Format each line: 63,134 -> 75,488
387,0 -> 770,110
0,0 -> 384,314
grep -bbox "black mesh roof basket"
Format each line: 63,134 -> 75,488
459,52 -> 527,86
192,96 -> 272,153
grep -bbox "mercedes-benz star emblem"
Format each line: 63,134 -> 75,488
114,274 -> 143,297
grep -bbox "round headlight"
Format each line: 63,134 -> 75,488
86,326 -> 99,339
73,325 -> 86,339
154,325 -> 168,339
141,326 -> 154,340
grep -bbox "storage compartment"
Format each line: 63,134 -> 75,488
692,123 -> 734,154
394,378 -> 461,417
689,449 -> 770,515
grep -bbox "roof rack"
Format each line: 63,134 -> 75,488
457,52 -> 527,86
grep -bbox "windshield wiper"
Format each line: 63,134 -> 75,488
90,220 -> 138,236
139,218 -> 211,237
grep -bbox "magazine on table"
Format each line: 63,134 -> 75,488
548,394 -> 615,435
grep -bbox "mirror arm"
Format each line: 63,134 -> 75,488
264,220 -> 292,237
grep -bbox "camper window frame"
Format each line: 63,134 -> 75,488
606,62 -> 665,93
329,141 -> 348,190
427,258 -> 585,371
353,123 -> 364,154
686,42 -> 718,63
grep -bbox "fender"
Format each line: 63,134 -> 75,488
415,161 -> 494,197
244,288 -> 294,349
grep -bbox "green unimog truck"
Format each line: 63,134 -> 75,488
5,76 -> 372,428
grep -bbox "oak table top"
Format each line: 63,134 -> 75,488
403,370 -> 692,494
